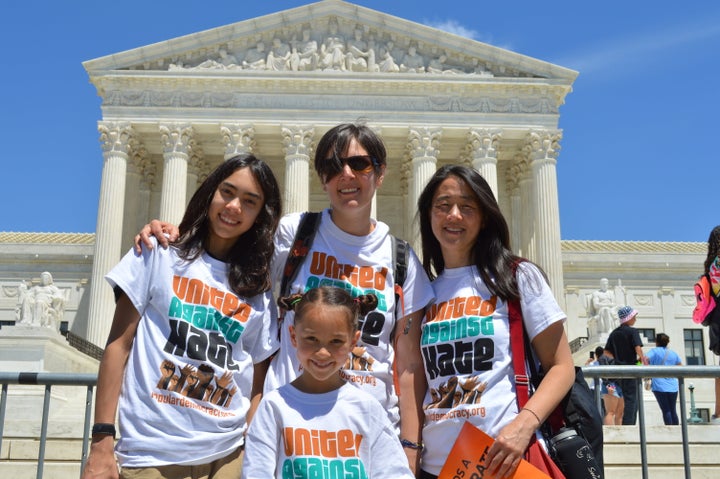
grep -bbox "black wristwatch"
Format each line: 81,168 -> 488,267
91,423 -> 116,439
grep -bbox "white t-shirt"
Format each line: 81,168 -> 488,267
242,382 -> 415,479
264,209 -> 435,428
106,242 -> 279,467
420,262 -> 565,476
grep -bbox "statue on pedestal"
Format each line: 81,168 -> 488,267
16,272 -> 66,330
586,277 -> 620,336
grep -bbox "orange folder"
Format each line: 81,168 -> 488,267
438,421 -> 551,479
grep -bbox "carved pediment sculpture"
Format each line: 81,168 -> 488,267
86,1 -> 576,83
165,19 -> 497,76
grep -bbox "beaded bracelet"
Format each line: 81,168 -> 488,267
400,438 -> 424,450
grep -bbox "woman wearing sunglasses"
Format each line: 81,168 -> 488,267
135,123 -> 435,475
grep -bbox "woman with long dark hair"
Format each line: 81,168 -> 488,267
703,225 -> 720,423
416,165 -> 574,478
84,154 -> 281,478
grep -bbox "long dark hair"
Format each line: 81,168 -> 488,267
175,154 -> 281,297
278,286 -> 378,332
704,225 -> 720,273
314,122 -> 387,181
417,165 -> 523,302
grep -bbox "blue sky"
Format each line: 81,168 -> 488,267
1,0 -> 718,242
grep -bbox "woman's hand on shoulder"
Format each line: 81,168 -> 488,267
132,220 -> 179,254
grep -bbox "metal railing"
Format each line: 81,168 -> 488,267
583,365 -> 720,479
0,372 -> 97,479
0,367 -> 718,479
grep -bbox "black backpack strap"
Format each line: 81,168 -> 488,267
391,235 -> 412,334
280,212 -> 321,298
392,235 -> 408,289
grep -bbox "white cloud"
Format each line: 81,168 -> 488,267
423,19 -> 514,51
555,18 -> 720,75
424,19 -> 479,40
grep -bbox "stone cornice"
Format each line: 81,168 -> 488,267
95,81 -> 567,117
91,71 -> 572,96
0,233 -> 95,244
561,240 -> 705,255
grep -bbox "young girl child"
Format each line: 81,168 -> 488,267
241,286 -> 414,479
83,154 -> 281,479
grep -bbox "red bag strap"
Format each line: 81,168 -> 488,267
508,261 -> 530,408
508,296 -> 530,407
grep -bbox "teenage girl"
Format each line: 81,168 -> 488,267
83,154 -> 281,479
241,286 -> 414,479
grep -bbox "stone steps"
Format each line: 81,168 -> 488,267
1,438 -> 85,479
604,425 -> 720,479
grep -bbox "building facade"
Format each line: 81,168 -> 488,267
0,0 -> 715,416
80,0 -> 576,347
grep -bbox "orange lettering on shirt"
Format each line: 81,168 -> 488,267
283,427 -> 362,458
172,275 -> 252,323
307,252 -> 388,290
426,295 -> 498,322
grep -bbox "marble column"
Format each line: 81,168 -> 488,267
526,130 -> 564,304
407,127 -> 441,250
136,150 -> 155,240
563,286 -> 586,342
220,123 -> 256,160
146,160 -> 161,222
87,122 -> 134,347
186,148 -> 208,204
468,128 -> 501,199
516,156 -> 535,261
506,160 -> 522,254
369,125 -> 383,220
159,123 -> 195,224
282,125 -> 314,214
122,148 -> 144,254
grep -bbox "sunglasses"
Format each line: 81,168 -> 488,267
324,154 -> 380,177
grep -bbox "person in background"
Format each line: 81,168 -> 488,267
605,306 -> 647,425
83,154 -> 281,479
242,287 -> 414,479
585,346 -> 606,368
597,348 -> 623,425
415,165 -> 574,479
702,225 -> 720,423
585,346 -> 606,391
645,333 -> 682,425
